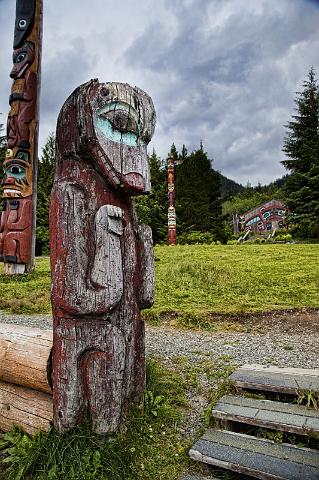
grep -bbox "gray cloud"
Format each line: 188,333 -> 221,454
1,0 -> 319,185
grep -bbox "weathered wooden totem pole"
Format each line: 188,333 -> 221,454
0,0 -> 43,275
167,155 -> 177,245
50,80 -> 156,434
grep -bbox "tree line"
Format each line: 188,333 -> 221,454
0,66 -> 318,250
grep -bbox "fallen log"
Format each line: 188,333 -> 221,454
0,323 -> 52,394
0,380 -> 52,435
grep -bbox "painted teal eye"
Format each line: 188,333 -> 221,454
100,110 -> 139,135
7,164 -> 25,178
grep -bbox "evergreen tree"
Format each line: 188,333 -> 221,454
282,67 -> 319,238
133,150 -> 167,244
169,143 -> 178,162
175,147 -> 225,241
36,133 -> 56,254
179,144 -> 188,162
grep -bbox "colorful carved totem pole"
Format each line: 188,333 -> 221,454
50,80 -> 156,434
0,0 -> 43,275
167,155 -> 177,245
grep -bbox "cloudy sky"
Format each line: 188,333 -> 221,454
1,0 -> 319,185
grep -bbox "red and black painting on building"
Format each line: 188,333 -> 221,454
238,200 -> 289,233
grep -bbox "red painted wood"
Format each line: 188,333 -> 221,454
167,156 -> 177,245
50,80 -> 156,434
1,0 -> 42,273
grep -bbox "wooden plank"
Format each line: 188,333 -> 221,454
230,365 -> 319,395
239,365 -> 319,377
0,323 -> 52,394
189,430 -> 319,480
181,475 -> 219,480
0,380 -> 52,435
213,395 -> 319,435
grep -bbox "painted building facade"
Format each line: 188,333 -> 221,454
238,199 -> 288,233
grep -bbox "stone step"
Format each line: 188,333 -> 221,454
212,394 -> 319,435
229,364 -> 319,395
189,429 -> 319,480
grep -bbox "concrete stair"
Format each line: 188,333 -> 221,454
187,364 -> 319,479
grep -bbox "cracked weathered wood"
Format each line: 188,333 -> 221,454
50,79 -> 156,434
189,430 -> 319,480
212,394 -> 319,435
230,364 -> 319,395
0,380 -> 52,435
0,323 -> 52,394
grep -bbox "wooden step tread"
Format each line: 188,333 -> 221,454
189,430 -> 319,480
212,394 -> 319,435
230,364 -> 319,395
181,475 -> 219,480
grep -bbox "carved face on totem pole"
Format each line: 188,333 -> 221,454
57,80 -> 156,194
10,41 -> 35,79
2,148 -> 32,198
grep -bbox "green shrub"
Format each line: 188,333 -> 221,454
275,234 -> 292,242
177,231 -> 215,245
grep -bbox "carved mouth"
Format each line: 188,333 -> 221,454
3,187 -> 21,195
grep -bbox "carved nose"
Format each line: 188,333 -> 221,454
2,177 -> 16,185
10,70 -> 17,80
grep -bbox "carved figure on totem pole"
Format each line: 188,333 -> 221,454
50,79 -> 156,434
0,0 -> 42,274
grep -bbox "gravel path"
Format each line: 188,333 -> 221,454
0,309 -> 318,368
0,309 -> 318,444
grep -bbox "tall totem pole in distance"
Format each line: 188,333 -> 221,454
0,0 -> 43,275
167,154 -> 177,245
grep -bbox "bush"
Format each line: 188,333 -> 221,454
275,234 -> 293,242
177,231 -> 215,245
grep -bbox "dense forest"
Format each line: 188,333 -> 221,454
0,67 -> 318,251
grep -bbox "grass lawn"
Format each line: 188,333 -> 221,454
0,244 -> 318,316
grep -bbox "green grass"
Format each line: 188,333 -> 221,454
151,243 -> 319,315
1,244 -> 319,317
0,257 -> 51,314
0,359 -> 190,480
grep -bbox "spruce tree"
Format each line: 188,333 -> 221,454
133,150 -> 167,244
36,133 -> 56,254
282,67 -> 319,237
175,147 -> 225,240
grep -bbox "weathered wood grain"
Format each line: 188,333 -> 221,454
230,364 -> 319,395
212,394 -> 319,435
0,380 -> 52,435
50,80 -> 156,434
0,323 -> 52,394
190,430 -> 319,480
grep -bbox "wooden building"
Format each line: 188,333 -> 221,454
236,200 -> 288,233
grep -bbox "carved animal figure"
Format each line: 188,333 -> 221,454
1,0 -> 42,274
50,79 -> 156,434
